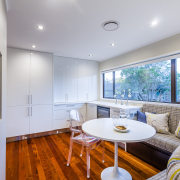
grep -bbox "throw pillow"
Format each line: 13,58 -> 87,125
175,121 -> 180,138
145,112 -> 170,134
167,145 -> 180,180
137,111 -> 146,123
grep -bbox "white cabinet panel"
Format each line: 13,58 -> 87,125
30,105 -> 53,134
54,57 -> 78,103
53,109 -> 69,129
77,61 -> 98,101
52,103 -> 86,130
77,61 -> 89,101
66,60 -> 78,102
6,106 -> 30,137
87,62 -> 98,101
30,52 -> 53,105
7,48 -> 30,106
54,58 -> 67,102
87,103 -> 97,120
54,56 -> 98,103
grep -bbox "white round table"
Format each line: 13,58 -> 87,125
82,118 -> 156,180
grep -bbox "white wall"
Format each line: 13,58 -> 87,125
100,33 -> 180,71
0,0 -> 6,179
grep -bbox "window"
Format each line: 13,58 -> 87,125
103,72 -> 114,98
103,58 -> 179,103
177,58 -> 180,102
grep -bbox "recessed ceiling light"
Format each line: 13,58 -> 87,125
32,45 -> 36,49
89,54 -> 93,57
37,24 -> 44,31
111,43 -> 115,47
103,21 -> 119,31
151,19 -> 159,27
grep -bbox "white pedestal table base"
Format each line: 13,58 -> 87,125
101,142 -> 132,180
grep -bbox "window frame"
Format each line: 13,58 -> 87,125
103,58 -> 180,104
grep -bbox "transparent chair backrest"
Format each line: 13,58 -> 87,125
70,109 -> 81,122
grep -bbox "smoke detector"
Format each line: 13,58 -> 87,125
103,21 -> 119,31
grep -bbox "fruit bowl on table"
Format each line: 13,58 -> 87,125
112,118 -> 129,133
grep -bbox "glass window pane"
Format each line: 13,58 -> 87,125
176,58 -> 180,102
115,60 -> 171,102
103,72 -> 114,98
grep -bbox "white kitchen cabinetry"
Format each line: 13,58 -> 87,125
7,48 -> 30,107
66,60 -> 78,103
87,61 -> 98,101
53,56 -> 98,103
53,105 -> 69,129
53,103 -> 86,130
30,52 -> 53,105
54,57 -> 78,103
77,61 -> 98,102
86,103 -> 97,120
77,61 -> 89,102
30,105 -> 53,134
6,106 -> 30,137
7,48 -> 53,137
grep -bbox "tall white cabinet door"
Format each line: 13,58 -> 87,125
30,105 -> 53,134
7,48 -> 30,106
6,106 -> 30,137
77,61 -> 89,101
87,62 -> 98,101
30,52 -> 53,105
54,57 -> 67,103
66,59 -> 78,102
54,57 -> 78,103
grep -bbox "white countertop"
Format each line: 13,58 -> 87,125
87,101 -> 142,109
54,101 -> 86,106
54,100 -> 142,109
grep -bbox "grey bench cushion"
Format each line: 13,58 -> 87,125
146,133 -> 180,153
147,169 -> 166,180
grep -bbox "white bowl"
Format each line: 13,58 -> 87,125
113,125 -> 129,133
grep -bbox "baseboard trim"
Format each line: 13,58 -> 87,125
6,128 -> 70,143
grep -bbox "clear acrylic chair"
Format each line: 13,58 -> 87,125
67,109 -> 105,178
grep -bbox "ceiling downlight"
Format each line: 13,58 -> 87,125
103,21 -> 119,31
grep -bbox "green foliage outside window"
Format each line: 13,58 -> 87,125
104,60 -> 172,102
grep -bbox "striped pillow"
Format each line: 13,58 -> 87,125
167,146 -> 180,180
175,121 -> 180,138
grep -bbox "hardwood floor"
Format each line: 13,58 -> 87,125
6,133 -> 160,180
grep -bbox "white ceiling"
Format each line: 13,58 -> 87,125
7,0 -> 180,61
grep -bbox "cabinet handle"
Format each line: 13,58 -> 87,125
30,95 -> 32,104
31,107 -> 32,116
28,95 -> 32,104
28,107 -> 30,116
28,95 -> 30,105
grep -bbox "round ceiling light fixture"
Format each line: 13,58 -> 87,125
103,21 -> 119,31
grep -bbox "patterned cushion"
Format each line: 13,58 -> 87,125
145,112 -> 170,134
146,133 -> 180,153
167,146 -> 180,180
147,169 -> 166,180
142,104 -> 180,134
175,121 -> 180,138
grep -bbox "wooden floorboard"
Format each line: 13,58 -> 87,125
6,132 -> 160,180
